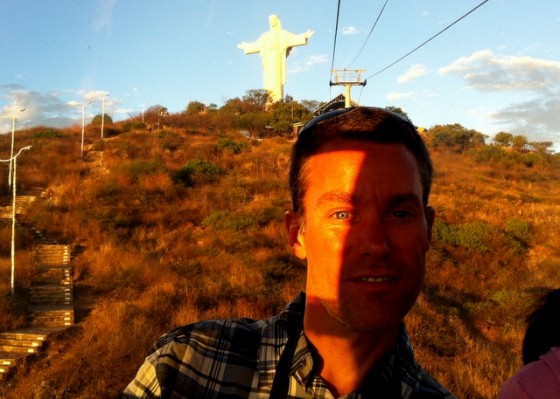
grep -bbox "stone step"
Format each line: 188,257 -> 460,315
27,307 -> 74,316
26,308 -> 74,326
26,319 -> 73,328
0,338 -> 42,348
29,293 -> 72,300
0,351 -> 26,367
0,345 -> 37,354
29,291 -> 72,299
0,364 -> 16,378
0,331 -> 48,342
30,299 -> 72,306
29,286 -> 72,293
35,245 -> 70,261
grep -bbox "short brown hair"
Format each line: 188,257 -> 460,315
289,107 -> 433,213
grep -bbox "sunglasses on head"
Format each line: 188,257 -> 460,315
298,106 -> 415,137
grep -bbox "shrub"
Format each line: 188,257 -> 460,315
201,210 -> 257,231
32,128 -> 68,139
121,160 -> 167,183
172,159 -> 221,186
433,220 -> 494,252
473,145 -> 506,163
217,138 -> 248,154
122,121 -> 146,132
504,217 -> 531,253
158,130 -> 183,152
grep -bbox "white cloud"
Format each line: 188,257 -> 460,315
386,92 -> 413,101
439,50 -> 560,142
0,86 -> 122,133
439,49 -> 560,92
288,54 -> 328,74
343,26 -> 359,35
488,94 -> 560,142
398,64 -> 428,83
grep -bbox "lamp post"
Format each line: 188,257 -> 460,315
0,145 -> 32,295
81,101 -> 91,158
8,108 -> 26,188
101,93 -> 109,138
141,102 -> 146,124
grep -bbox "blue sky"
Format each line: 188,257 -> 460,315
1,0 -> 559,149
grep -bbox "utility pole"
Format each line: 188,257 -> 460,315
330,69 -> 367,108
101,93 -> 109,138
8,108 -> 26,188
0,145 -> 32,295
81,101 -> 91,158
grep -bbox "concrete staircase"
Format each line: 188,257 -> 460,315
27,244 -> 74,328
0,192 -> 75,381
0,330 -> 49,377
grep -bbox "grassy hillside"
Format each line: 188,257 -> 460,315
0,124 -> 558,398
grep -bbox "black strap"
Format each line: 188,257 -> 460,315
269,322 -> 301,399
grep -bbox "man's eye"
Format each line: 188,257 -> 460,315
333,211 -> 352,220
391,210 -> 414,219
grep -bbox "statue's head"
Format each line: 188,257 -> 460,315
269,15 -> 281,30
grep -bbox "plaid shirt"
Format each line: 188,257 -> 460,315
122,293 -> 456,399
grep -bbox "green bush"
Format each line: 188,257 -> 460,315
172,159 -> 221,186
32,129 -> 67,139
504,217 -> 531,251
121,160 -> 166,182
122,121 -> 146,132
473,145 -> 506,163
217,138 -> 248,154
433,220 -> 494,252
201,210 -> 257,231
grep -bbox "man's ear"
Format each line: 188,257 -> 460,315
284,210 -> 307,259
425,205 -> 435,243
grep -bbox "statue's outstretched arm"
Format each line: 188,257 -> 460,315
281,30 -> 314,48
238,39 -> 262,55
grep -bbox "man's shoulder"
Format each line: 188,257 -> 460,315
151,293 -> 306,356
398,326 -> 457,399
151,316 -> 269,355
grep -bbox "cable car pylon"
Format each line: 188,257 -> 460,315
330,69 -> 367,108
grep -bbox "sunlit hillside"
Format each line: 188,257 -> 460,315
0,113 -> 559,398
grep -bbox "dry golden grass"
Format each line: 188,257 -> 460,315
0,126 -> 558,398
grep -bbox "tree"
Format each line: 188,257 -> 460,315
237,112 -> 270,138
270,100 -> 313,136
300,99 -> 321,113
242,89 -> 270,112
494,132 -> 514,147
91,113 -> 113,125
143,105 -> 168,125
385,106 -> 409,119
511,135 -> 528,152
428,124 -> 487,153
529,141 -> 553,154
185,101 -> 205,115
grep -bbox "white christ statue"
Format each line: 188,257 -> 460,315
238,15 -> 314,103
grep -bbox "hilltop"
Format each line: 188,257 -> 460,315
0,115 -> 559,398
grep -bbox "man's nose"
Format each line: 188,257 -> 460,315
359,218 -> 391,258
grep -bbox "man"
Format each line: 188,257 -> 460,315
122,107 -> 456,398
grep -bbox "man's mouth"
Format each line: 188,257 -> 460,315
359,276 -> 397,283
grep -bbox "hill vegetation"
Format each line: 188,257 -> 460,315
0,96 -> 559,398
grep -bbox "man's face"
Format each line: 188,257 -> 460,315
287,139 -> 434,333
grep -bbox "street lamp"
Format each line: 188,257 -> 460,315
81,101 -> 91,158
0,145 -> 32,295
101,93 -> 109,138
8,108 -> 26,188
141,102 -> 147,124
